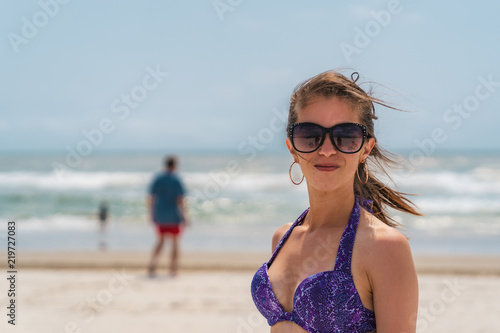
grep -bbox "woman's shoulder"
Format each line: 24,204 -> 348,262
271,222 -> 294,252
358,209 -> 409,245
357,210 -> 414,272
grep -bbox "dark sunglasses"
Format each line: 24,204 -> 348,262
288,122 -> 368,154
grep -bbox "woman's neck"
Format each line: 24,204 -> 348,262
304,184 -> 355,231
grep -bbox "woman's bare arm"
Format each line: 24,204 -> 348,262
369,229 -> 419,332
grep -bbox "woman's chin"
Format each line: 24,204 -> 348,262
305,173 -> 352,193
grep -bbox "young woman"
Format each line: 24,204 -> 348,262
252,70 -> 421,332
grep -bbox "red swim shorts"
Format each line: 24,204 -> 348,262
155,224 -> 183,236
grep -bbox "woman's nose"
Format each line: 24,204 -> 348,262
318,135 -> 338,156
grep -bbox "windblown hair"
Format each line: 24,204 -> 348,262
288,70 -> 421,227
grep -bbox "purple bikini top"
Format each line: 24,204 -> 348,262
251,196 -> 376,333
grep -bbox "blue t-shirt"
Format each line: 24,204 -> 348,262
149,171 -> 185,224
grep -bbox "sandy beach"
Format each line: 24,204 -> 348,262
1,252 -> 499,333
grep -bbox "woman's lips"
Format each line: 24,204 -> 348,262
314,164 -> 339,172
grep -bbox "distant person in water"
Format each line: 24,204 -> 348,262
147,155 -> 188,277
97,201 -> 109,250
98,201 -> 108,231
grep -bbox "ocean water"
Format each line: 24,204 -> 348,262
0,151 -> 499,255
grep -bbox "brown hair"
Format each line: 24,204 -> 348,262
288,70 -> 421,227
164,155 -> 177,170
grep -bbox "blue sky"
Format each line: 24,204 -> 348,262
1,0 -> 500,154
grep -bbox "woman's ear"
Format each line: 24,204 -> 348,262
361,137 -> 375,162
285,138 -> 298,163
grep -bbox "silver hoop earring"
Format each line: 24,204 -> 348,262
289,161 -> 304,185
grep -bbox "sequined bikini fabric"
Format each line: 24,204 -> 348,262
251,196 -> 376,333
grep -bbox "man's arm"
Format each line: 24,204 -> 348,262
177,196 -> 189,226
146,194 -> 155,223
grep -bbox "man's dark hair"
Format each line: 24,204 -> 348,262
164,155 -> 177,170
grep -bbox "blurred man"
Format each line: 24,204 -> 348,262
147,155 -> 188,277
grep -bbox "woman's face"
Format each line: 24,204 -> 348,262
286,96 -> 374,193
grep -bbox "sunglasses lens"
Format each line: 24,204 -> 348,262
292,123 -> 324,152
332,123 -> 364,153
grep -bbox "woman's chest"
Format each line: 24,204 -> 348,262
267,231 -> 343,312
